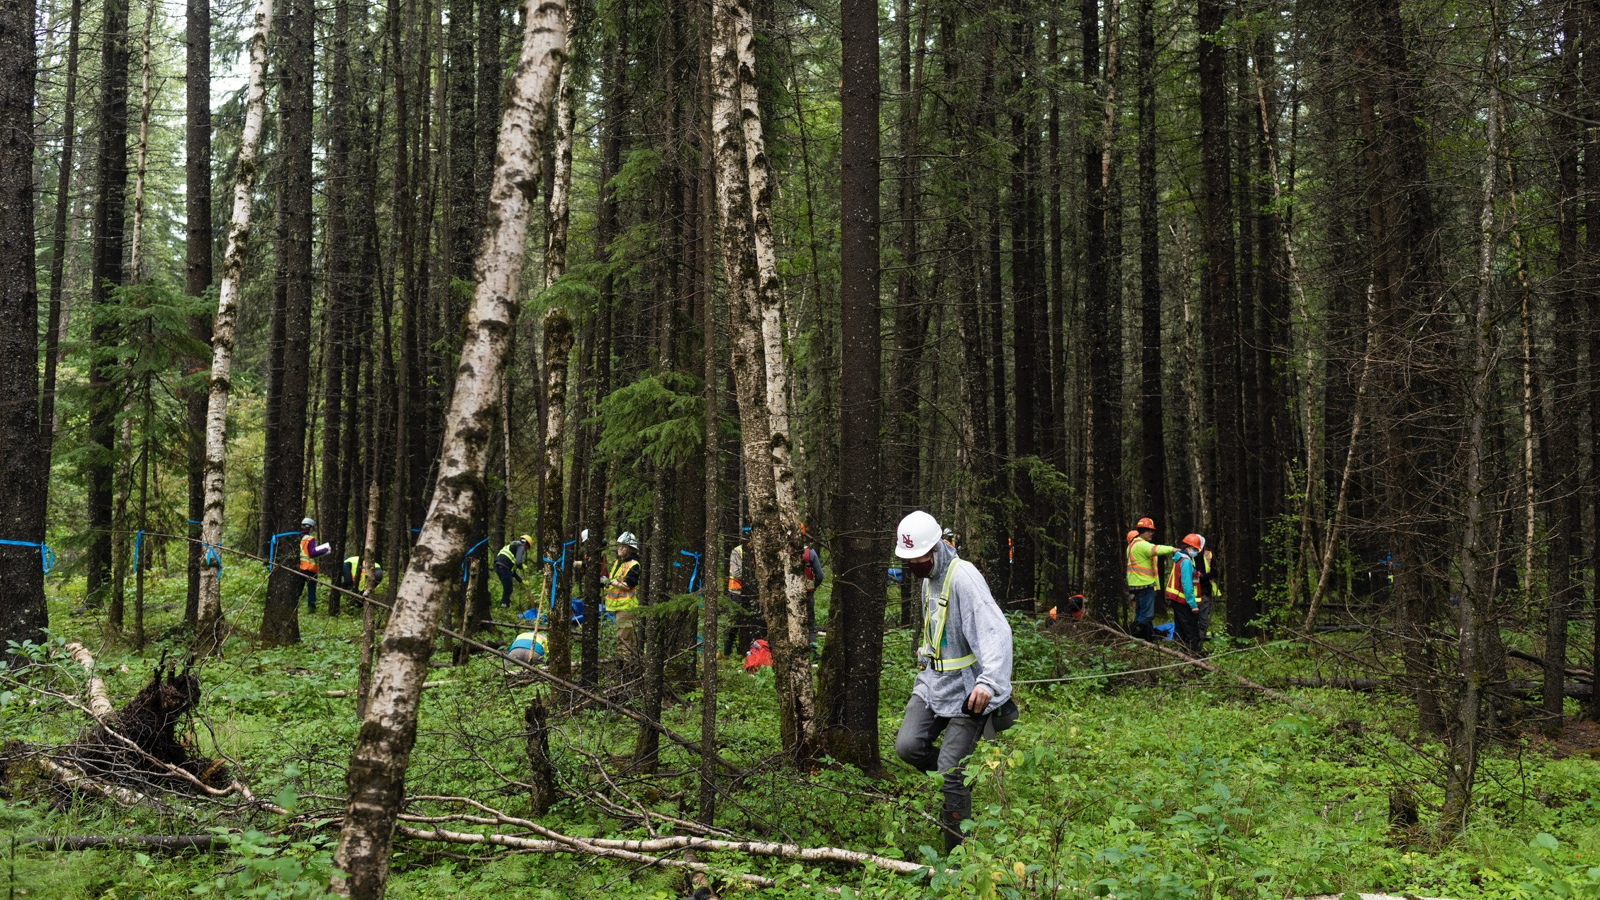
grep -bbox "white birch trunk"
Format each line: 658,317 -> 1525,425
710,0 -> 817,759
331,3 -> 567,895
542,21 -> 575,290
193,0 -> 274,656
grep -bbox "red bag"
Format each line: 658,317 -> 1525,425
743,639 -> 772,671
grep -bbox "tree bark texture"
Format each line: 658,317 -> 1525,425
331,4 -> 567,894
85,0 -> 132,609
194,0 -> 275,656
183,0 -> 212,628
709,0 -> 817,763
821,0 -> 884,772
261,0 -> 317,645
0,0 -> 47,653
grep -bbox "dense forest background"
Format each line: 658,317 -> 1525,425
2,0 -> 1600,894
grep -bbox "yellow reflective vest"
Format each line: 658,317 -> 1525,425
1125,538 -> 1175,588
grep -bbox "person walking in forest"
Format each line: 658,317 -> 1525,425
603,531 -> 643,659
494,534 -> 534,609
1125,516 -> 1177,641
298,518 -> 331,612
1165,534 -> 1206,655
722,527 -> 761,657
891,510 -> 1014,856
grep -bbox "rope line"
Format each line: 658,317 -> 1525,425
1012,643 -> 1281,685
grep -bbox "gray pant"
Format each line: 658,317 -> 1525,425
894,694 -> 985,841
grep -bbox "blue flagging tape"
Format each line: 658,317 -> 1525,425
132,530 -> 145,574
265,530 -> 301,570
678,549 -> 702,593
0,539 -> 54,575
542,539 -> 578,609
461,537 -> 488,583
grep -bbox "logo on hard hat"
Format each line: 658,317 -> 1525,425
902,533 -> 914,548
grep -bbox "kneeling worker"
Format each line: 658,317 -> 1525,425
891,510 -> 1014,856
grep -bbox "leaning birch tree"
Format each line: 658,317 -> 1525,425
331,2 -> 568,894
709,0 -> 817,761
193,0 -> 274,656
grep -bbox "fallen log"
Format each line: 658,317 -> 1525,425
1506,649 -> 1593,682
62,642 -> 114,719
395,824 -> 777,889
403,794 -> 926,877
1275,677 -> 1591,700
19,833 -> 223,852
322,681 -> 452,699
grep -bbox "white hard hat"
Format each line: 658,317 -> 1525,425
893,510 -> 941,559
616,531 -> 640,549
580,528 -> 589,543
301,517 -> 316,529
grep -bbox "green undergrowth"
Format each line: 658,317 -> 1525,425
2,575 -> 1598,899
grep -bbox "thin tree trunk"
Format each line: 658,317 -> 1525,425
356,479 -> 382,716
126,0 -> 156,283
39,0 -> 81,462
1441,35 -> 1501,834
85,0 -> 132,609
194,0 -> 274,656
538,310 -> 574,677
331,5 -> 567,893
320,0 -> 356,617
183,0 -> 212,630
1136,0 -> 1164,533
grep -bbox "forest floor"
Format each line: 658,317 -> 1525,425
3,569 -> 1599,899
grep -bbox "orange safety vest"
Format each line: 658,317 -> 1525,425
1165,554 -> 1196,604
299,535 -> 319,572
607,559 -> 640,611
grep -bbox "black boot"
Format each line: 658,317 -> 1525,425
941,807 -> 965,857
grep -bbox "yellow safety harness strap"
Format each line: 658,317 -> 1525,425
924,559 -> 976,672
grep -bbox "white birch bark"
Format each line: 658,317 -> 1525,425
193,0 -> 274,656
710,0 -> 817,759
542,19 -> 575,290
331,3 -> 567,895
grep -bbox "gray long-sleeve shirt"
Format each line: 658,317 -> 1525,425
912,542 -> 1013,718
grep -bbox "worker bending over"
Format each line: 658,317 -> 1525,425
495,534 -> 534,609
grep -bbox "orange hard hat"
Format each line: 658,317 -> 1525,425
1182,533 -> 1204,551
1125,530 -> 1139,544
1135,517 -> 1155,531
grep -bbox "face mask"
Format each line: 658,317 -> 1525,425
908,558 -> 935,579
